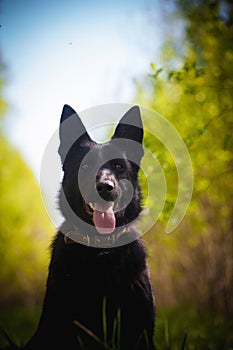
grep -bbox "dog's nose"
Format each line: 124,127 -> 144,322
96,180 -> 114,193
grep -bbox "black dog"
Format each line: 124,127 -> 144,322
24,105 -> 155,350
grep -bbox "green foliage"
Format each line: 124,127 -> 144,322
0,136 -> 53,308
0,70 -> 53,310
136,0 -> 233,322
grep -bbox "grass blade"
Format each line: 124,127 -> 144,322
165,319 -> 170,350
102,296 -> 107,345
181,330 -> 188,350
74,319 -> 112,350
117,308 -> 121,350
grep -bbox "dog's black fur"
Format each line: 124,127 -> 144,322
24,105 -> 155,350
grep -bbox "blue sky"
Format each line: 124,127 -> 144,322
1,0 -> 163,177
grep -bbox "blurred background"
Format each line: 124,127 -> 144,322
0,0 -> 232,349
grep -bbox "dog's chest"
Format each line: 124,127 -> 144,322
62,246 -> 134,290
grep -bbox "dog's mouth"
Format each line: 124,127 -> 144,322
84,201 -> 116,235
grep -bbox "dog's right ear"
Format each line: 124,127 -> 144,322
59,104 -> 91,163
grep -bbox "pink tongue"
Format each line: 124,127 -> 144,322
93,207 -> 116,234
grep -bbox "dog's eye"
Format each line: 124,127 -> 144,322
115,164 -> 123,170
81,164 -> 89,170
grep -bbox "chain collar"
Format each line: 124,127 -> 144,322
63,227 -> 127,248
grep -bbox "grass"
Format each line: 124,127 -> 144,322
154,307 -> 233,350
0,305 -> 232,349
0,306 -> 40,348
74,299 -> 122,350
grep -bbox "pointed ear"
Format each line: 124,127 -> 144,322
60,104 -> 81,124
59,104 -> 92,163
112,106 -> 143,144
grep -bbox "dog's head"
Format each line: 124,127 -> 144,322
59,105 -> 144,235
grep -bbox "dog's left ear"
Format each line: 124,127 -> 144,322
112,106 -> 143,144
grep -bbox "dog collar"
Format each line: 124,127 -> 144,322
64,228 -> 125,247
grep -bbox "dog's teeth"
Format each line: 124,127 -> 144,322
88,202 -> 95,210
